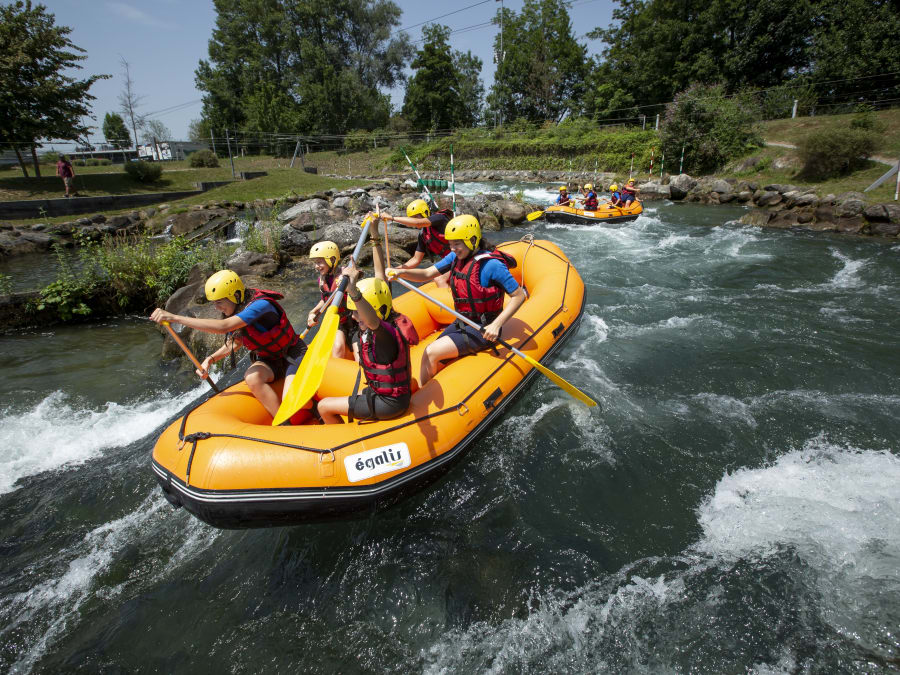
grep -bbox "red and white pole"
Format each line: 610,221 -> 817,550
648,147 -> 654,178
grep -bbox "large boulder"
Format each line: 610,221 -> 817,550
710,179 -> 733,194
763,183 -> 799,194
165,208 -> 230,236
225,250 -> 279,277
864,203 -> 900,224
479,211 -> 502,232
835,217 -> 865,234
869,221 -> 900,237
164,264 -> 207,314
287,208 -> 349,233
278,198 -> 330,221
281,225 -> 311,255
638,182 -> 671,200
668,174 -> 697,200
836,199 -> 865,218
490,200 -> 527,225
755,191 -> 782,207
739,209 -> 774,228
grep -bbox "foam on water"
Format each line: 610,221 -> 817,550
421,443 -> 900,672
827,247 -> 867,289
1,494 -> 221,673
0,384 -> 207,494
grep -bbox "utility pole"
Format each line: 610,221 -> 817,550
210,129 -> 217,154
225,127 -> 235,178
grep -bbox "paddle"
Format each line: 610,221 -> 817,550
162,321 -> 220,393
389,276 -> 597,407
272,217 -> 373,426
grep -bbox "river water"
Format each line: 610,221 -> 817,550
1,193 -> 898,672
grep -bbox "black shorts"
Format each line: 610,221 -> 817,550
250,340 -> 308,381
337,319 -> 358,346
439,321 -> 497,357
349,387 -> 410,421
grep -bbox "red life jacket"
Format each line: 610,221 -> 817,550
420,208 -> 453,259
236,289 -> 300,359
357,316 -> 415,397
450,249 -> 517,323
583,192 -> 598,210
622,184 -> 637,200
318,273 -> 350,325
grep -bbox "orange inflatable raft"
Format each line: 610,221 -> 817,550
544,200 -> 643,225
151,238 -> 587,528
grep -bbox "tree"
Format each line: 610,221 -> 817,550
660,83 -> 762,174
402,24 -> 483,130
188,118 -> 211,144
486,0 -> 587,125
141,119 -> 172,143
0,1 -> 108,177
103,112 -> 131,148
118,57 -> 146,148
195,0 -> 412,140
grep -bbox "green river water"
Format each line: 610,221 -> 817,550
0,195 -> 898,673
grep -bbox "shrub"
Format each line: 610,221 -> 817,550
189,149 -> 220,168
124,160 -> 163,182
660,83 -> 762,175
74,158 -> 112,166
344,129 -> 373,153
41,151 -> 61,163
797,126 -> 878,180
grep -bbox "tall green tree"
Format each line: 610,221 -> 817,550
0,1 -> 108,177
402,24 -> 483,130
195,0 -> 412,142
485,0 -> 587,125
103,113 -> 131,148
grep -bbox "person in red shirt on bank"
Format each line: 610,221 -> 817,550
56,155 -> 76,198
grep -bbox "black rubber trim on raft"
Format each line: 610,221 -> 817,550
151,290 -> 587,518
169,240 -> 574,457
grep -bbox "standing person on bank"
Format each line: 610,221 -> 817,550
386,215 -> 526,387
56,155 -> 76,198
307,240 -> 358,359
316,220 -> 417,424
150,270 -> 307,421
372,198 -> 453,286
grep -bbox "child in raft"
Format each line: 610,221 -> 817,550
556,185 -> 571,206
149,271 -> 307,420
386,214 -> 526,387
371,197 -> 453,287
608,184 -> 624,207
316,220 -> 417,424
306,240 -> 358,359
621,178 -> 639,206
580,183 -> 599,210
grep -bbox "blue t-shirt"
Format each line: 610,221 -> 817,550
434,252 -> 519,294
236,298 -> 279,332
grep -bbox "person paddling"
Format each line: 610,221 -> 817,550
149,270 -> 307,420
622,178 -> 639,206
608,184 -> 625,207
387,215 -> 526,387
556,185 -> 571,206
373,198 -> 453,287
307,240 -> 357,359
580,183 -> 598,210
316,220 -> 417,424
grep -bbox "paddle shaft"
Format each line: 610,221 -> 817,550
162,321 -> 220,393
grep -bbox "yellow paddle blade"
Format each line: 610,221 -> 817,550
517,349 -> 597,407
272,307 -> 340,426
526,210 -> 545,221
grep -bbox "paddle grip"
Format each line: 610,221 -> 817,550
162,321 -> 221,394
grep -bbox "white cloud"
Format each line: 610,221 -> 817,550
105,2 -> 169,29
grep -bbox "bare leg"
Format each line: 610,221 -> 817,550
244,361 -> 279,418
332,329 -> 348,359
317,396 -> 350,424
420,335 -> 459,387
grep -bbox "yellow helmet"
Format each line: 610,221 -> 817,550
558,185 -> 568,192
609,184 -> 618,192
584,183 -> 593,190
308,240 -> 340,269
406,198 -> 430,219
444,214 -> 481,251
205,269 -> 245,304
627,178 -> 636,184
346,277 -> 392,320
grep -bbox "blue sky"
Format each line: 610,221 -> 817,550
41,0 -> 615,144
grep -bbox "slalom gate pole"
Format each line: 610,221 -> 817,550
450,143 -> 457,216
629,152 -> 634,178
679,144 -> 685,174
400,147 -> 436,209
648,147 -> 654,178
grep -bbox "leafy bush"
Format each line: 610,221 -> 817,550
660,83 -> 762,174
73,157 -> 112,166
344,129 -> 373,153
41,151 -> 61,163
124,160 -> 163,182
797,126 -> 878,180
189,149 -> 220,168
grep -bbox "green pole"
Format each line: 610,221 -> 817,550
400,146 -> 436,209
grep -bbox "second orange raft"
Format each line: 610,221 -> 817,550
151,238 -> 588,528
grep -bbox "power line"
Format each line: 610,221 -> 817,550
396,0 -> 493,36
